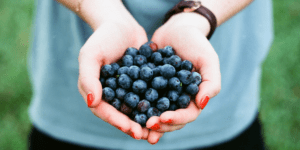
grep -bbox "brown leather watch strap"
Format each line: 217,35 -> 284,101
164,0 -> 217,40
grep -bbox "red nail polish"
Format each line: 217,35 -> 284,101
150,123 -> 160,130
117,127 -> 123,131
87,93 -> 94,107
130,132 -> 136,139
199,96 -> 210,109
149,43 -> 158,51
165,119 -> 172,124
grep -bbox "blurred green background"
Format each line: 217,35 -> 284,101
0,0 -> 299,149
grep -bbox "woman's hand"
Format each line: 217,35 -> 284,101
146,12 -> 222,144
77,21 -> 150,140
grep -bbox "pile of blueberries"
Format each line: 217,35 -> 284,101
100,41 -> 202,126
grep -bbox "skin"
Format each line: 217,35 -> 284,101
56,0 -> 253,145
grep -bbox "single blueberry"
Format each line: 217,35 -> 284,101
191,72 -> 202,86
125,47 -> 139,57
169,77 -> 181,90
134,113 -> 148,126
162,46 -> 175,57
186,83 -> 199,96
115,88 -> 127,100
117,66 -> 129,75
111,63 -> 120,75
169,103 -> 178,111
128,65 -> 140,80
145,88 -> 159,102
118,74 -> 132,89
105,77 -> 117,90
181,60 -> 193,71
139,42 -> 153,58
140,67 -> 153,82
147,63 -> 156,69
124,92 -> 140,108
147,107 -> 161,118
111,98 -> 122,110
122,55 -> 134,67
168,90 -> 180,102
151,76 -> 168,90
163,57 -> 170,64
120,103 -> 132,115
137,100 -> 151,113
102,87 -> 115,102
134,55 -> 147,66
132,80 -> 147,94
152,67 -> 161,76
168,55 -> 182,69
140,64 -> 148,69
160,64 -> 176,79
151,52 -> 163,65
156,97 -> 170,111
177,94 -> 190,108
101,65 -> 114,78
177,70 -> 192,85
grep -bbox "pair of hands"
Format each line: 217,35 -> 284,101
78,12 -> 221,145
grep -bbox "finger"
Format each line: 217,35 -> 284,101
148,130 -> 164,145
141,128 -> 150,140
160,101 -> 201,125
157,124 -> 185,132
128,121 -> 144,140
146,116 -> 161,131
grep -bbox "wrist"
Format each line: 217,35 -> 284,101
166,12 -> 210,37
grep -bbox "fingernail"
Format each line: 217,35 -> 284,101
150,123 -> 160,130
199,96 -> 210,109
87,93 -> 94,107
117,127 -> 123,131
151,138 -> 160,145
149,43 -> 158,51
164,119 -> 172,124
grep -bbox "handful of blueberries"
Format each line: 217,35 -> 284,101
100,41 -> 202,126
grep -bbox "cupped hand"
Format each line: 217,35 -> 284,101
77,22 -> 150,140
146,12 -> 222,144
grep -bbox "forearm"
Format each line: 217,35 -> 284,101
55,0 -> 140,30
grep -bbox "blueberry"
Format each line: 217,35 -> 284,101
102,87 -> 115,102
151,52 -> 163,65
163,57 -> 170,64
151,76 -> 168,90
137,100 -> 151,113
139,42 -> 153,58
177,70 -> 192,85
191,72 -> 202,86
111,63 -> 120,75
152,66 -> 161,76
105,77 -> 117,90
124,92 -> 140,108
132,80 -> 147,94
120,103 -> 132,115
101,65 -> 114,78
147,107 -> 161,118
111,98 -> 122,110
115,88 -> 127,100
134,113 -> 148,126
125,47 -> 139,57
122,55 -> 134,67
162,46 -> 175,57
145,88 -> 159,102
118,74 -> 132,89
168,77 -> 181,90
134,55 -> 147,66
186,83 -> 199,96
181,60 -> 193,71
140,67 -> 153,82
147,63 -> 156,69
117,66 -> 129,75
169,103 -> 178,111
128,65 -> 140,80
100,77 -> 106,86
168,90 -> 180,102
168,55 -> 182,69
177,94 -> 190,108
156,97 -> 170,111
140,64 -> 148,69
160,64 -> 176,79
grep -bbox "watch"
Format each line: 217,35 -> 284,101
164,0 -> 217,40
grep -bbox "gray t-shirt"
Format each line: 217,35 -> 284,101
28,0 -> 273,149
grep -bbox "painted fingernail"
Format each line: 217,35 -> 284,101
117,127 -> 123,131
150,123 -> 160,130
130,132 -> 136,139
87,93 -> 94,107
164,119 -> 173,124
149,43 -> 158,51
199,96 -> 210,109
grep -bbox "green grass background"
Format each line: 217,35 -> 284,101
0,0 -> 299,149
